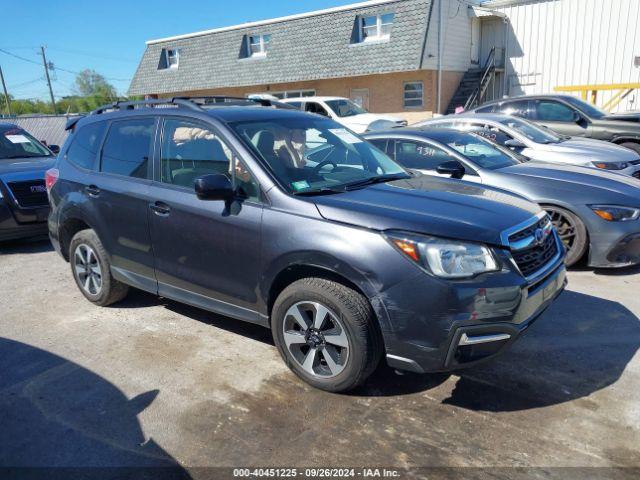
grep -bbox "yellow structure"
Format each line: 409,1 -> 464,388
554,83 -> 640,112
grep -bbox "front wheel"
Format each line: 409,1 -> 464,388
271,278 -> 382,392
544,205 -> 588,267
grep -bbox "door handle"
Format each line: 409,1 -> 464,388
85,185 -> 101,197
149,201 -> 171,216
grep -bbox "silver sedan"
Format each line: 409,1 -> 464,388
363,128 -> 640,268
415,113 -> 640,178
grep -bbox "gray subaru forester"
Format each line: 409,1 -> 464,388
47,97 -> 566,392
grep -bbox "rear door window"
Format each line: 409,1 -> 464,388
391,140 -> 452,170
66,122 -> 107,170
100,118 -> 155,179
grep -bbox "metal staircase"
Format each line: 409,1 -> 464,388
446,47 -> 496,114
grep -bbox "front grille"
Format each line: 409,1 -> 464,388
508,216 -> 549,243
511,230 -> 558,277
7,180 -> 48,208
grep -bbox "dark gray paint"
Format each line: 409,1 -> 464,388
49,106 -> 566,373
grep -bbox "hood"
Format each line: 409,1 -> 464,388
0,156 -> 55,179
342,113 -> 405,127
531,138 -> 639,162
498,162 -> 640,204
311,175 -> 541,246
603,112 -> 640,123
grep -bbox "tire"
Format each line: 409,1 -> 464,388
619,142 -> 640,156
271,278 -> 382,392
69,229 -> 129,306
544,205 -> 588,267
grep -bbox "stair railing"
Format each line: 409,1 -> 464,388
464,47 -> 496,110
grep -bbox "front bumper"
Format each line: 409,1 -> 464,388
586,216 -> 640,268
377,250 -> 567,374
0,198 -> 49,241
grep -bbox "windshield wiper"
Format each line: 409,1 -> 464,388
291,186 -> 346,196
343,173 -> 411,190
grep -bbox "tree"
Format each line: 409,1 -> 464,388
74,69 -> 117,99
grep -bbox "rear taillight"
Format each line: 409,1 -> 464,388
45,168 -> 59,192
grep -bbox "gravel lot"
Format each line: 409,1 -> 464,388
1,236 -> 639,479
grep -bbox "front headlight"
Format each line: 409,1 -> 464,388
590,205 -> 640,222
592,161 -> 628,170
385,231 -> 499,278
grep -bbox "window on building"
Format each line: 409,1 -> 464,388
247,34 -> 271,57
66,121 -> 107,170
403,81 -> 423,108
100,118 -> 155,179
359,13 -> 394,42
270,90 -> 315,99
158,48 -> 180,69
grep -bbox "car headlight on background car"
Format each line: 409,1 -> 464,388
592,161 -> 628,170
590,205 -> 640,222
385,231 -> 499,278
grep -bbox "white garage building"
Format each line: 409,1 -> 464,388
479,0 -> 640,112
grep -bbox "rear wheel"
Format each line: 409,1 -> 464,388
271,278 -> 382,392
69,229 -> 129,306
544,205 -> 588,267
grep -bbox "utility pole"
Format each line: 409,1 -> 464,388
40,46 -> 57,114
0,65 -> 11,116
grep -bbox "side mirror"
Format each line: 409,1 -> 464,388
504,139 -> 525,149
48,144 -> 61,155
195,174 -> 234,201
436,160 -> 466,179
572,111 -> 582,123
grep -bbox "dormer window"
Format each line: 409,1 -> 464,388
158,48 -> 179,70
247,34 -> 271,57
359,13 -> 394,42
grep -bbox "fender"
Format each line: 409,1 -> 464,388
259,250 -> 397,336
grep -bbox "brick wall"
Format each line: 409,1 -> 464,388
162,69 -> 465,123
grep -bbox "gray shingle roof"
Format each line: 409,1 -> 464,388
128,0 -> 432,96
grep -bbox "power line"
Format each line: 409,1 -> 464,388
0,47 -> 131,82
0,47 -> 41,66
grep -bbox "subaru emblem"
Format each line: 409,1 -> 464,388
534,228 -> 545,245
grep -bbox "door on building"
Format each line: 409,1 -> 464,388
350,89 -> 370,111
471,17 -> 480,65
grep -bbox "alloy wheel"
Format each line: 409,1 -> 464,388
282,301 -> 350,378
74,244 -> 102,295
547,208 -> 575,252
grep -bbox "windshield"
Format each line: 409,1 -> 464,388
498,116 -> 563,144
325,99 -> 367,118
229,116 -> 407,194
562,96 -> 607,119
0,127 -> 52,159
445,133 -> 522,170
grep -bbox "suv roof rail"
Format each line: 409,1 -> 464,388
87,96 -> 297,118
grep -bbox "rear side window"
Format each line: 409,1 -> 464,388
475,105 -> 494,113
101,118 -> 155,179
497,100 -> 531,118
66,122 -> 107,170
